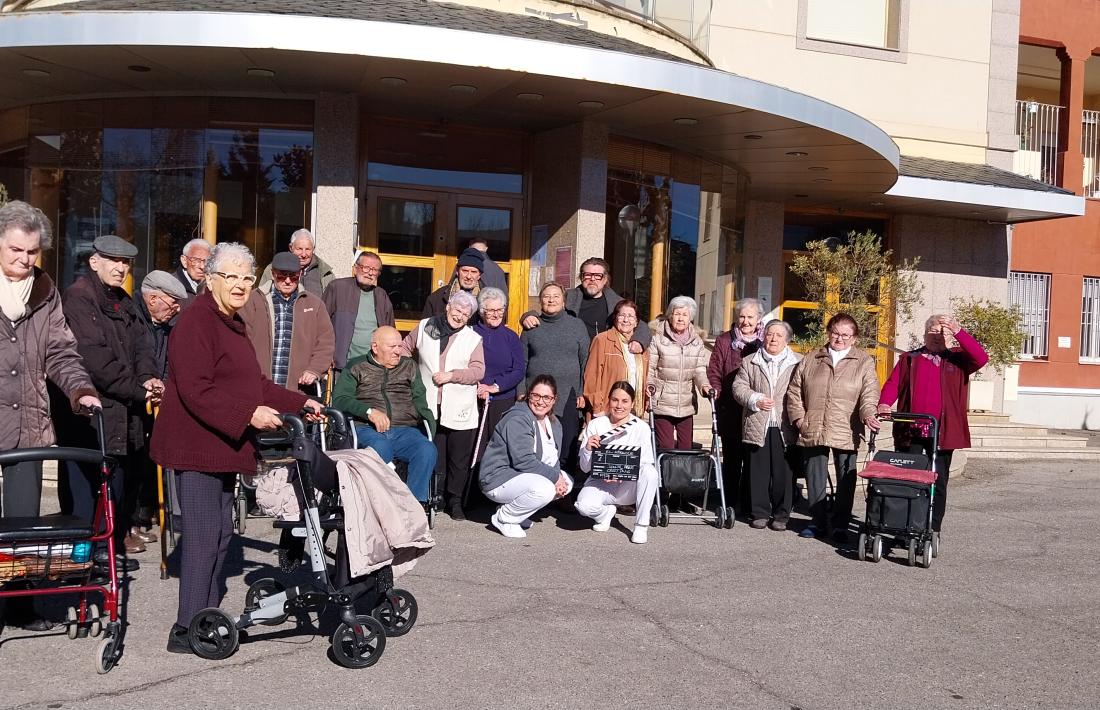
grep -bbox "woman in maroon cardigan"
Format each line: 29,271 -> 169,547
878,313 -> 988,539
151,242 -> 321,655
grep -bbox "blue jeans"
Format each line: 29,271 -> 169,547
354,424 -> 437,502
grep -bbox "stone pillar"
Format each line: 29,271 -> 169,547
529,121 -> 609,311
312,92 -> 359,279
742,199 -> 784,318
985,0 -> 1021,170
1056,48 -> 1088,195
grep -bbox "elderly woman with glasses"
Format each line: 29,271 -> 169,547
151,242 -> 323,654
472,287 -> 525,465
647,295 -> 713,450
401,289 -> 485,520
583,299 -> 648,419
786,313 -> 881,541
707,297 -> 766,511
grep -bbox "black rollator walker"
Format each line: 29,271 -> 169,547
186,410 -> 417,668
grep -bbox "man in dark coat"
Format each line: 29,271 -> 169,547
137,270 -> 185,379
57,235 -> 160,564
174,238 -> 210,309
422,248 -> 484,323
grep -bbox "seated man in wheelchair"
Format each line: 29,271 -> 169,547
331,326 -> 437,504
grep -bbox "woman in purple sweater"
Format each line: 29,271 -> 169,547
878,313 -> 988,540
472,288 -> 526,465
151,242 -> 322,655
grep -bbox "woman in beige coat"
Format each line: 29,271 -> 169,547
646,296 -> 712,450
785,313 -> 881,541
732,320 -> 801,530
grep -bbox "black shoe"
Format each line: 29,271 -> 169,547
449,501 -> 466,521
167,624 -> 192,654
830,529 -> 850,544
768,519 -> 788,532
93,549 -> 140,573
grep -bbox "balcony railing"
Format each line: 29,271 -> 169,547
1014,100 -> 1062,187
1083,110 -> 1100,197
596,0 -> 711,53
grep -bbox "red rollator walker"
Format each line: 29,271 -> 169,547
0,408 -> 124,673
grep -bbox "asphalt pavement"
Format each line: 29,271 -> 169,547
1,457 -> 1096,710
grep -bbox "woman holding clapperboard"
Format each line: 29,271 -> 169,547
575,381 -> 659,544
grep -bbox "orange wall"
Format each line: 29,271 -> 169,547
1013,200 -> 1100,388
1021,0 -> 1100,54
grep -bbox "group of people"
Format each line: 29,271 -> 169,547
0,198 -> 990,652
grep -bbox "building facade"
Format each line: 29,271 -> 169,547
0,0 -> 1084,415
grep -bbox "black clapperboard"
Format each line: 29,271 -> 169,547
589,419 -> 641,481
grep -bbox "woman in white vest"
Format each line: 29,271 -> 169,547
575,381 -> 659,544
401,289 -> 485,520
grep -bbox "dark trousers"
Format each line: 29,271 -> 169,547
906,438 -> 953,531
802,446 -> 857,530
61,456 -> 127,543
746,428 -> 794,522
654,414 -> 693,450
716,409 -> 749,514
436,426 -> 477,503
175,470 -> 234,628
0,460 -> 43,517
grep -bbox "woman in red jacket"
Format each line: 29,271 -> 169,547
151,242 -> 321,655
878,313 -> 988,539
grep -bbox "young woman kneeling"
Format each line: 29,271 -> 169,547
479,374 -> 573,538
575,381 -> 659,544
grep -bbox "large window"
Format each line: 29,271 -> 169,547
0,98 -> 313,290
1009,271 -> 1051,358
1083,277 -> 1100,363
798,0 -> 908,61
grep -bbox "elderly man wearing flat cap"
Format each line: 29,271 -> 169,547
422,247 -> 486,323
55,235 -> 161,566
240,250 -> 334,395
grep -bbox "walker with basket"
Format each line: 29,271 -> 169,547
856,412 -> 940,568
0,407 -> 125,673
185,409 -> 425,668
650,392 -> 735,529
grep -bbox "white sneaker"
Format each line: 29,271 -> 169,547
491,511 -> 526,539
631,525 -> 649,544
592,505 -> 616,532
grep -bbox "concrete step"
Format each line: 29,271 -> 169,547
968,412 -> 1013,425
969,423 -> 1049,437
972,435 -> 1089,449
967,447 -> 1100,460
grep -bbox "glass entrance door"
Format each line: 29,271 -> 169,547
363,187 -> 526,331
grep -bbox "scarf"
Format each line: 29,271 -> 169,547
918,347 -> 944,366
668,322 -> 694,346
446,278 -> 479,302
758,346 -> 796,427
0,273 -> 34,323
732,321 -> 765,351
424,313 -> 461,352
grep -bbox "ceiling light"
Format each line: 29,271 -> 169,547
418,130 -> 447,139
380,76 -> 407,87
808,166 -> 829,171
516,92 -> 544,101
578,100 -> 605,110
786,150 -> 808,157
21,68 -> 50,77
744,134 -> 763,140
673,117 -> 698,126
793,193 -> 809,198
813,178 -> 832,183
247,68 -> 275,78
127,65 -> 152,73
449,84 -> 477,94
870,201 -> 885,207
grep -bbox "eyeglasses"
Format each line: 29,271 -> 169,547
185,256 -> 208,265
615,314 -> 637,322
482,308 -> 505,316
214,272 -> 257,287
580,272 -> 606,281
273,271 -> 300,282
355,264 -> 381,274
528,393 -> 556,403
828,331 -> 855,341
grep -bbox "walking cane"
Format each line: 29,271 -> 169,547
463,394 -> 492,509
147,400 -> 168,581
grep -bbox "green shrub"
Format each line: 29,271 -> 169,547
950,297 -> 1025,375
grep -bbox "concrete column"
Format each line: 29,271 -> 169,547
312,92 -> 360,279
529,121 -> 609,310
986,0 -> 1021,170
1056,48 -> 1088,194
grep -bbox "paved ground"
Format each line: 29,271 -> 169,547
1,457 -> 1097,710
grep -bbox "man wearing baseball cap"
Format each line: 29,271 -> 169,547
55,235 -> 160,569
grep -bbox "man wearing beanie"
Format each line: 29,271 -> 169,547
422,247 -> 485,323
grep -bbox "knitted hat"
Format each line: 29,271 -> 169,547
456,248 -> 484,271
